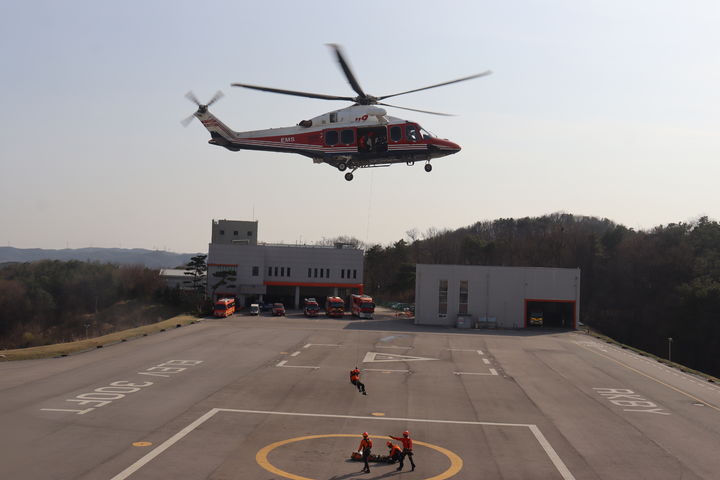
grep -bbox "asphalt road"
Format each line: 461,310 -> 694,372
1,308 -> 719,480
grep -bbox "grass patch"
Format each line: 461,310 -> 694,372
0,314 -> 201,361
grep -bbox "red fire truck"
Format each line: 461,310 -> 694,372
325,296 -> 345,318
351,294 -> 375,319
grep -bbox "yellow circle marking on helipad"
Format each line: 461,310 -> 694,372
256,434 -> 462,480
132,441 -> 152,447
371,412 -> 386,416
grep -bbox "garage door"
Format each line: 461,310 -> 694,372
525,299 -> 575,328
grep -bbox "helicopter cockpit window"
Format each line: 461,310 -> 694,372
329,112 -> 338,123
406,125 -> 419,142
340,129 -> 355,145
420,127 -> 434,139
298,119 -> 313,128
390,126 -> 402,142
325,130 -> 339,146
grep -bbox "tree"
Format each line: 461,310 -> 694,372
184,255 -> 207,294
210,270 -> 237,300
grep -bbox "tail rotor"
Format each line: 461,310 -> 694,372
181,90 -> 224,126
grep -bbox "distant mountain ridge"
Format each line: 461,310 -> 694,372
0,247 -> 201,269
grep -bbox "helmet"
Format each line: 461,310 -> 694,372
362,432 -> 369,437
403,431 -> 409,436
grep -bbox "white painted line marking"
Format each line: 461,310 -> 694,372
290,351 -> 301,357
304,343 -> 342,347
375,345 -> 412,349
454,371 -> 499,376
364,368 -> 410,373
110,409 -> 575,480
110,408 -> 220,480
447,348 -> 484,355
276,360 -> 287,367
277,365 -> 319,369
303,344 -> 311,349
483,358 -> 491,365
363,352 -> 437,363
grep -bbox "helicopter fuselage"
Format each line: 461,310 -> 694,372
196,105 -> 460,179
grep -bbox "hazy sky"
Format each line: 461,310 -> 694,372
1,1 -> 719,253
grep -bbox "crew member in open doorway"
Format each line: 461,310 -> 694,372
358,432 -> 372,473
350,367 -> 367,395
388,430 -> 415,471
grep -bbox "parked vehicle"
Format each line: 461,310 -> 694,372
272,302 -> 286,316
325,296 -> 345,317
351,294 -> 375,319
249,303 -> 260,315
213,298 -> 236,317
529,311 -> 544,326
303,298 -> 320,317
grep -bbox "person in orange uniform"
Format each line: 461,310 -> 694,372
388,430 -> 415,471
358,432 -> 373,473
350,367 -> 367,395
386,441 -> 402,464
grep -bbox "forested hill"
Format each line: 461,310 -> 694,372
0,247 -> 198,269
363,213 -> 720,378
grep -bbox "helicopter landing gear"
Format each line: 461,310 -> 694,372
337,162 -> 348,172
424,163 -> 432,172
344,172 -> 354,181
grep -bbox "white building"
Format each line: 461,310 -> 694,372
414,264 -> 580,329
159,268 -> 195,291
207,220 -> 364,308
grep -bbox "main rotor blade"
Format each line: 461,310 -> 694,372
378,71 -> 492,101
327,43 -> 366,99
231,82 -> 353,101
378,102 -> 455,116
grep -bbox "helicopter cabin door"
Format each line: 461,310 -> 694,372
357,127 -> 388,154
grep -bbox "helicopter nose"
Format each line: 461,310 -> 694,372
433,138 -> 461,153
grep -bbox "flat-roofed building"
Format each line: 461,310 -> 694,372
415,264 -> 580,329
207,220 -> 364,309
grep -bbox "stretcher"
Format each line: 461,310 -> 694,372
350,452 -> 394,463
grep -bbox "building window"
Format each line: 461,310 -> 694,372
274,267 -> 278,277
281,267 -> 285,277
252,266 -> 259,276
326,268 -> 330,278
220,230 -> 225,235
314,268 -> 318,278
320,268 -> 324,278
268,267 -> 272,276
353,269 -> 357,279
439,280 -> 448,315
233,230 -> 238,236
247,231 -> 253,237
459,280 -> 468,315
287,267 -> 291,277
308,268 -> 312,278
341,269 -> 345,279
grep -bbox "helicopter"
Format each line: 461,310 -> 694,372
183,44 -> 491,181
